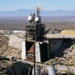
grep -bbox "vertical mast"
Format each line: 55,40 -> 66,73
36,7 -> 40,17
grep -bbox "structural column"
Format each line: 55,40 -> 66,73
21,40 -> 26,60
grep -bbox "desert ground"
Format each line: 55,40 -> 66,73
0,17 -> 75,30
0,17 -> 75,75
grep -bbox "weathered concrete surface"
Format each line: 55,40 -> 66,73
8,34 -> 23,50
47,34 -> 75,39
0,34 -> 22,58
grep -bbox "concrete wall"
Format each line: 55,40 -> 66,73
35,42 -> 41,62
50,39 -> 63,52
8,34 -> 23,50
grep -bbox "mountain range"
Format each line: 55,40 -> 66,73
0,9 -> 75,17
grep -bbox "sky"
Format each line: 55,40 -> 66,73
0,0 -> 75,11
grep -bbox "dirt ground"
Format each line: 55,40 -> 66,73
0,34 -> 22,59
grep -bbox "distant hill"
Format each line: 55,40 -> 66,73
0,9 -> 75,17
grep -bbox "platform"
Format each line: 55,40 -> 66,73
47,34 -> 75,39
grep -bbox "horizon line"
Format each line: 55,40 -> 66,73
0,9 -> 75,11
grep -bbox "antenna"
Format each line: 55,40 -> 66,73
34,7 -> 45,16
36,7 -> 40,17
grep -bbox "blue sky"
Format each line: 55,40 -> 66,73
0,0 -> 75,11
